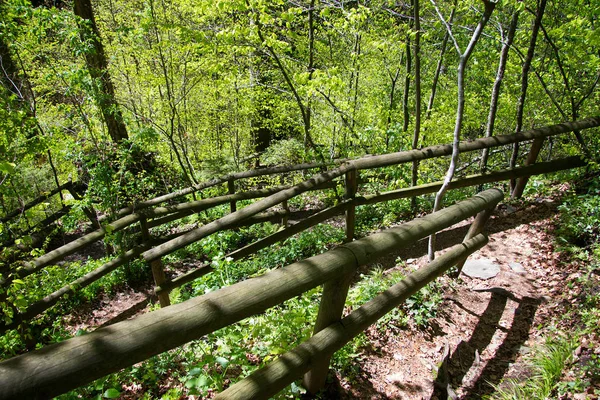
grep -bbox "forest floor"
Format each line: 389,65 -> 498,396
323,184 -> 599,399
60,184 -> 598,399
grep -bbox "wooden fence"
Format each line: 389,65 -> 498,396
0,188 -> 502,400
0,117 -> 597,333
0,117 -> 598,398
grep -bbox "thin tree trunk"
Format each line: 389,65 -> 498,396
385,67 -> 401,151
480,11 -> 519,177
428,0 -> 496,261
350,35 -> 361,133
539,23 -> 590,156
510,0 -> 547,192
426,1 -> 456,120
402,35 -> 412,134
411,0 -> 422,212
74,0 -> 128,144
251,4 -> 324,163
305,0 -> 316,153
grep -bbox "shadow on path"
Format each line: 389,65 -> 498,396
430,290 -> 540,399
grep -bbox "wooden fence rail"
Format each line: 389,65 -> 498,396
0,122 -> 594,325
140,118 -> 600,264
219,234 -> 489,399
0,154 -> 572,336
0,189 -> 503,400
0,181 -> 74,224
0,117 -> 597,397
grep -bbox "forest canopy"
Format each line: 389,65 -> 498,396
0,0 -> 598,222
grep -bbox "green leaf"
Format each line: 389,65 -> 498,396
185,378 -> 198,389
0,161 -> 15,174
103,388 -> 120,398
215,356 -> 229,368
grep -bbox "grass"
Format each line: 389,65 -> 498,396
486,335 -> 576,400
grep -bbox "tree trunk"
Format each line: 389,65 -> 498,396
510,0 -> 547,192
428,0 -> 496,261
426,2 -> 456,120
402,35 -> 412,134
539,23 -> 591,156
74,0 -> 128,144
411,0 -> 422,212
480,10 -> 519,176
252,5 -> 324,163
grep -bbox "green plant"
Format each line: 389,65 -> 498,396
557,173 -> 600,248
260,139 -> 305,166
487,335 -> 576,400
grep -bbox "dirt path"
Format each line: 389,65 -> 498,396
326,193 -> 568,399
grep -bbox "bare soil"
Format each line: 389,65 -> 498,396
322,186 -> 593,399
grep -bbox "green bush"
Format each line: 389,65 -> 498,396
557,175 -> 600,248
260,139 -> 305,166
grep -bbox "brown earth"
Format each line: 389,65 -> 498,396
321,185 -> 596,399
60,185 -> 595,399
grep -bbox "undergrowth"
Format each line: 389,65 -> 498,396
2,169 -> 452,398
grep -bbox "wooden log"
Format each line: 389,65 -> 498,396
511,138 -> 545,199
105,118 -> 598,222
0,246 -> 358,400
281,200 -> 289,227
348,117 -> 599,171
156,202 -> 352,294
108,161 -> 335,219
455,207 -> 494,275
153,209 -> 326,245
0,181 -> 73,223
227,179 -> 237,213
0,190 -> 502,399
280,174 -> 289,227
151,259 -> 171,307
157,185 -> 501,293
140,217 -> 170,307
303,269 -> 354,393
216,234 -> 489,400
345,170 -> 357,242
2,205 -> 72,248
141,165 -> 355,262
357,156 -> 585,206
145,182 -> 339,229
2,213 -> 141,285
0,243 -> 151,334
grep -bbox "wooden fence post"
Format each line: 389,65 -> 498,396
280,176 -> 289,227
303,270 -> 354,393
228,179 -> 237,213
511,138 -> 544,199
140,217 -> 171,307
455,206 -> 494,275
345,170 -> 357,242
281,200 -> 289,227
